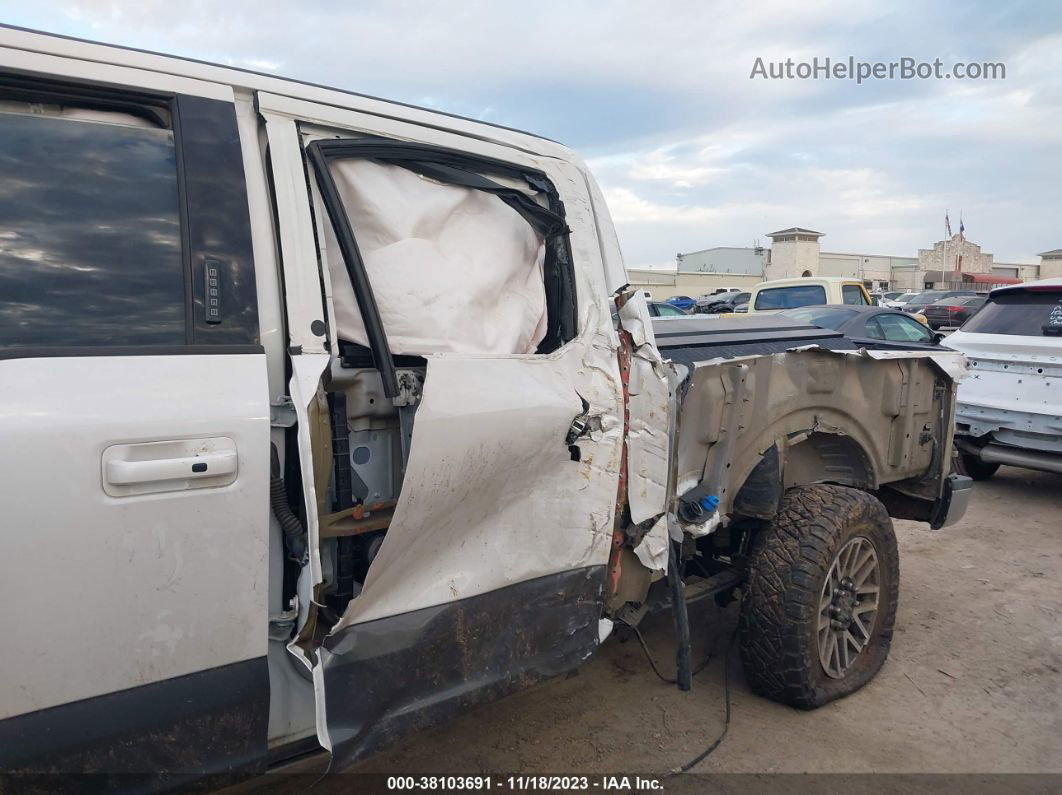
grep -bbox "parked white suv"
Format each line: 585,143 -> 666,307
944,278 -> 1062,478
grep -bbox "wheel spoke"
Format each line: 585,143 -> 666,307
853,552 -> 878,588
844,629 -> 863,655
851,613 -> 869,640
850,545 -> 874,579
842,542 -> 860,577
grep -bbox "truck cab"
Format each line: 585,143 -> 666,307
745,276 -> 873,313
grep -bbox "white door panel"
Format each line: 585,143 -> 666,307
0,354 -> 269,720
333,348 -> 624,629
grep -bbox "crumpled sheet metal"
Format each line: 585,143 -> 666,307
673,346 -> 951,520
786,344 -> 968,382
618,292 -> 672,527
332,325 -> 624,630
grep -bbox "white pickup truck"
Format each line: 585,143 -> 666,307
744,276 -> 874,313
0,26 -> 969,784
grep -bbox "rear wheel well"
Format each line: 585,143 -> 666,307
733,433 -> 876,521
783,432 -> 875,490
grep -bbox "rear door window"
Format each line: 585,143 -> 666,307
842,285 -> 868,305
875,313 -> 934,343
0,111 -> 184,348
754,284 -> 827,310
863,318 -> 885,339
653,303 -> 685,316
960,291 -> 1062,336
309,139 -> 575,361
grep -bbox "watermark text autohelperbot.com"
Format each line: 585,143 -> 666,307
750,56 -> 1005,83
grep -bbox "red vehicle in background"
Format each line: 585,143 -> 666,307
922,295 -> 988,329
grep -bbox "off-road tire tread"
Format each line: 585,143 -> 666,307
738,484 -> 899,709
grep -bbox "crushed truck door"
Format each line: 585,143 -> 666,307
259,92 -> 634,765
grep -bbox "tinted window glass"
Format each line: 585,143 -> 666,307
754,285 -> 827,310
735,292 -> 750,303
0,112 -> 184,348
652,303 -> 684,316
842,285 -> 868,305
876,313 -> 933,342
960,291 -> 1062,336
778,306 -> 858,330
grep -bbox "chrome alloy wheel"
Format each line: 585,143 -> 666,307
818,536 -> 880,679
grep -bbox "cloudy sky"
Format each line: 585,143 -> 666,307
3,1 -> 1059,267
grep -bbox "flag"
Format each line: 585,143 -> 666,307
945,211 -> 952,238
959,215 -> 965,240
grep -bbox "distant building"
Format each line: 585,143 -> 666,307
915,236 -> 1038,289
627,225 -> 1046,298
1038,249 -> 1062,280
676,245 -> 766,277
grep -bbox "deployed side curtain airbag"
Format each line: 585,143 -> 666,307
326,159 -> 548,355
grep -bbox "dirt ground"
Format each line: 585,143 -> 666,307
273,466 -> 1062,786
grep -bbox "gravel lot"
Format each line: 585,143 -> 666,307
266,466 -> 1061,789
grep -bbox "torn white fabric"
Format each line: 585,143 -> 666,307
326,159 -> 548,355
682,511 -> 721,539
633,514 -> 669,574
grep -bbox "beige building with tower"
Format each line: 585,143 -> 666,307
628,225 -> 1047,298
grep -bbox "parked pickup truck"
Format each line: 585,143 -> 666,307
744,276 -> 874,313
0,27 -> 969,784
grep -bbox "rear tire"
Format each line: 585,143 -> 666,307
739,484 -> 899,709
958,453 -> 999,481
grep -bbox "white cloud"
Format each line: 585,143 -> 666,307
5,0 -> 1059,267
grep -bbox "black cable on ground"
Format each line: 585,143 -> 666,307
668,626 -> 737,775
632,625 -> 715,683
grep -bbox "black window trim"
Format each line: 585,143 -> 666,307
304,135 -> 578,399
0,71 -> 261,359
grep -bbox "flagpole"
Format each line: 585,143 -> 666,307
942,211 -> 948,288
957,212 -> 964,277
